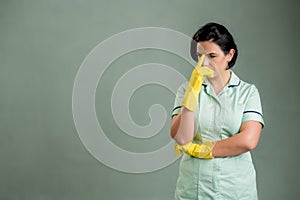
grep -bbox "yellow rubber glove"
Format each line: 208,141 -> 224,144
182,54 -> 214,112
174,141 -> 214,159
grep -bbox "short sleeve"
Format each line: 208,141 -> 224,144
242,85 -> 265,128
171,82 -> 187,118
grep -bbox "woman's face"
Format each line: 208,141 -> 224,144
196,40 -> 234,73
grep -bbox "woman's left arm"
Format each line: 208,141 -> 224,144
212,120 -> 263,157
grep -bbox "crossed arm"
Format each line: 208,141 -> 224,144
170,108 -> 263,157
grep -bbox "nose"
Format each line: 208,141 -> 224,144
203,56 -> 210,66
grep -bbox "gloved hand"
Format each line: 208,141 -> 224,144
182,54 -> 214,112
174,141 -> 214,159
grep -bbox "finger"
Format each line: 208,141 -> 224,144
195,54 -> 206,70
199,66 -> 214,78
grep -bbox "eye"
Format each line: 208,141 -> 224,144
208,54 -> 216,58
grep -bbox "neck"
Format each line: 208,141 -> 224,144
208,70 -> 231,95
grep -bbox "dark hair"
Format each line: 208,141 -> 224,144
190,22 -> 238,69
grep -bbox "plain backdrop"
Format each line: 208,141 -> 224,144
1,0 -> 299,199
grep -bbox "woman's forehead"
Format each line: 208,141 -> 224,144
196,41 -> 221,53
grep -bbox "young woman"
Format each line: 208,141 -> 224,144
170,22 -> 264,199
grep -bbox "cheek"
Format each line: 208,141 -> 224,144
218,57 -> 229,68
211,58 -> 226,68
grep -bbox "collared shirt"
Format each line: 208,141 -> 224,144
172,70 -> 264,142
172,70 -> 264,199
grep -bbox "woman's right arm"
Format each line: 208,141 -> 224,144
170,55 -> 213,145
170,107 -> 195,145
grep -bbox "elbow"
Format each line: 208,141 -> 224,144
243,138 -> 259,151
175,138 -> 193,145
170,129 -> 192,145
239,121 -> 262,151
173,133 -> 193,145
245,143 -> 257,151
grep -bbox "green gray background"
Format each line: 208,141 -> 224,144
1,0 -> 299,199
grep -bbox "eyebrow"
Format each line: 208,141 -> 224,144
196,52 -> 217,56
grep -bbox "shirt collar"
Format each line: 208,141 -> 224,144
228,70 -> 241,88
202,70 -> 241,88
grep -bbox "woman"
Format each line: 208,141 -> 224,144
170,22 -> 264,199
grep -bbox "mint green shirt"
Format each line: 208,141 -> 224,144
172,71 -> 264,200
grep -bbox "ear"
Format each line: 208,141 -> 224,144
226,49 -> 235,62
